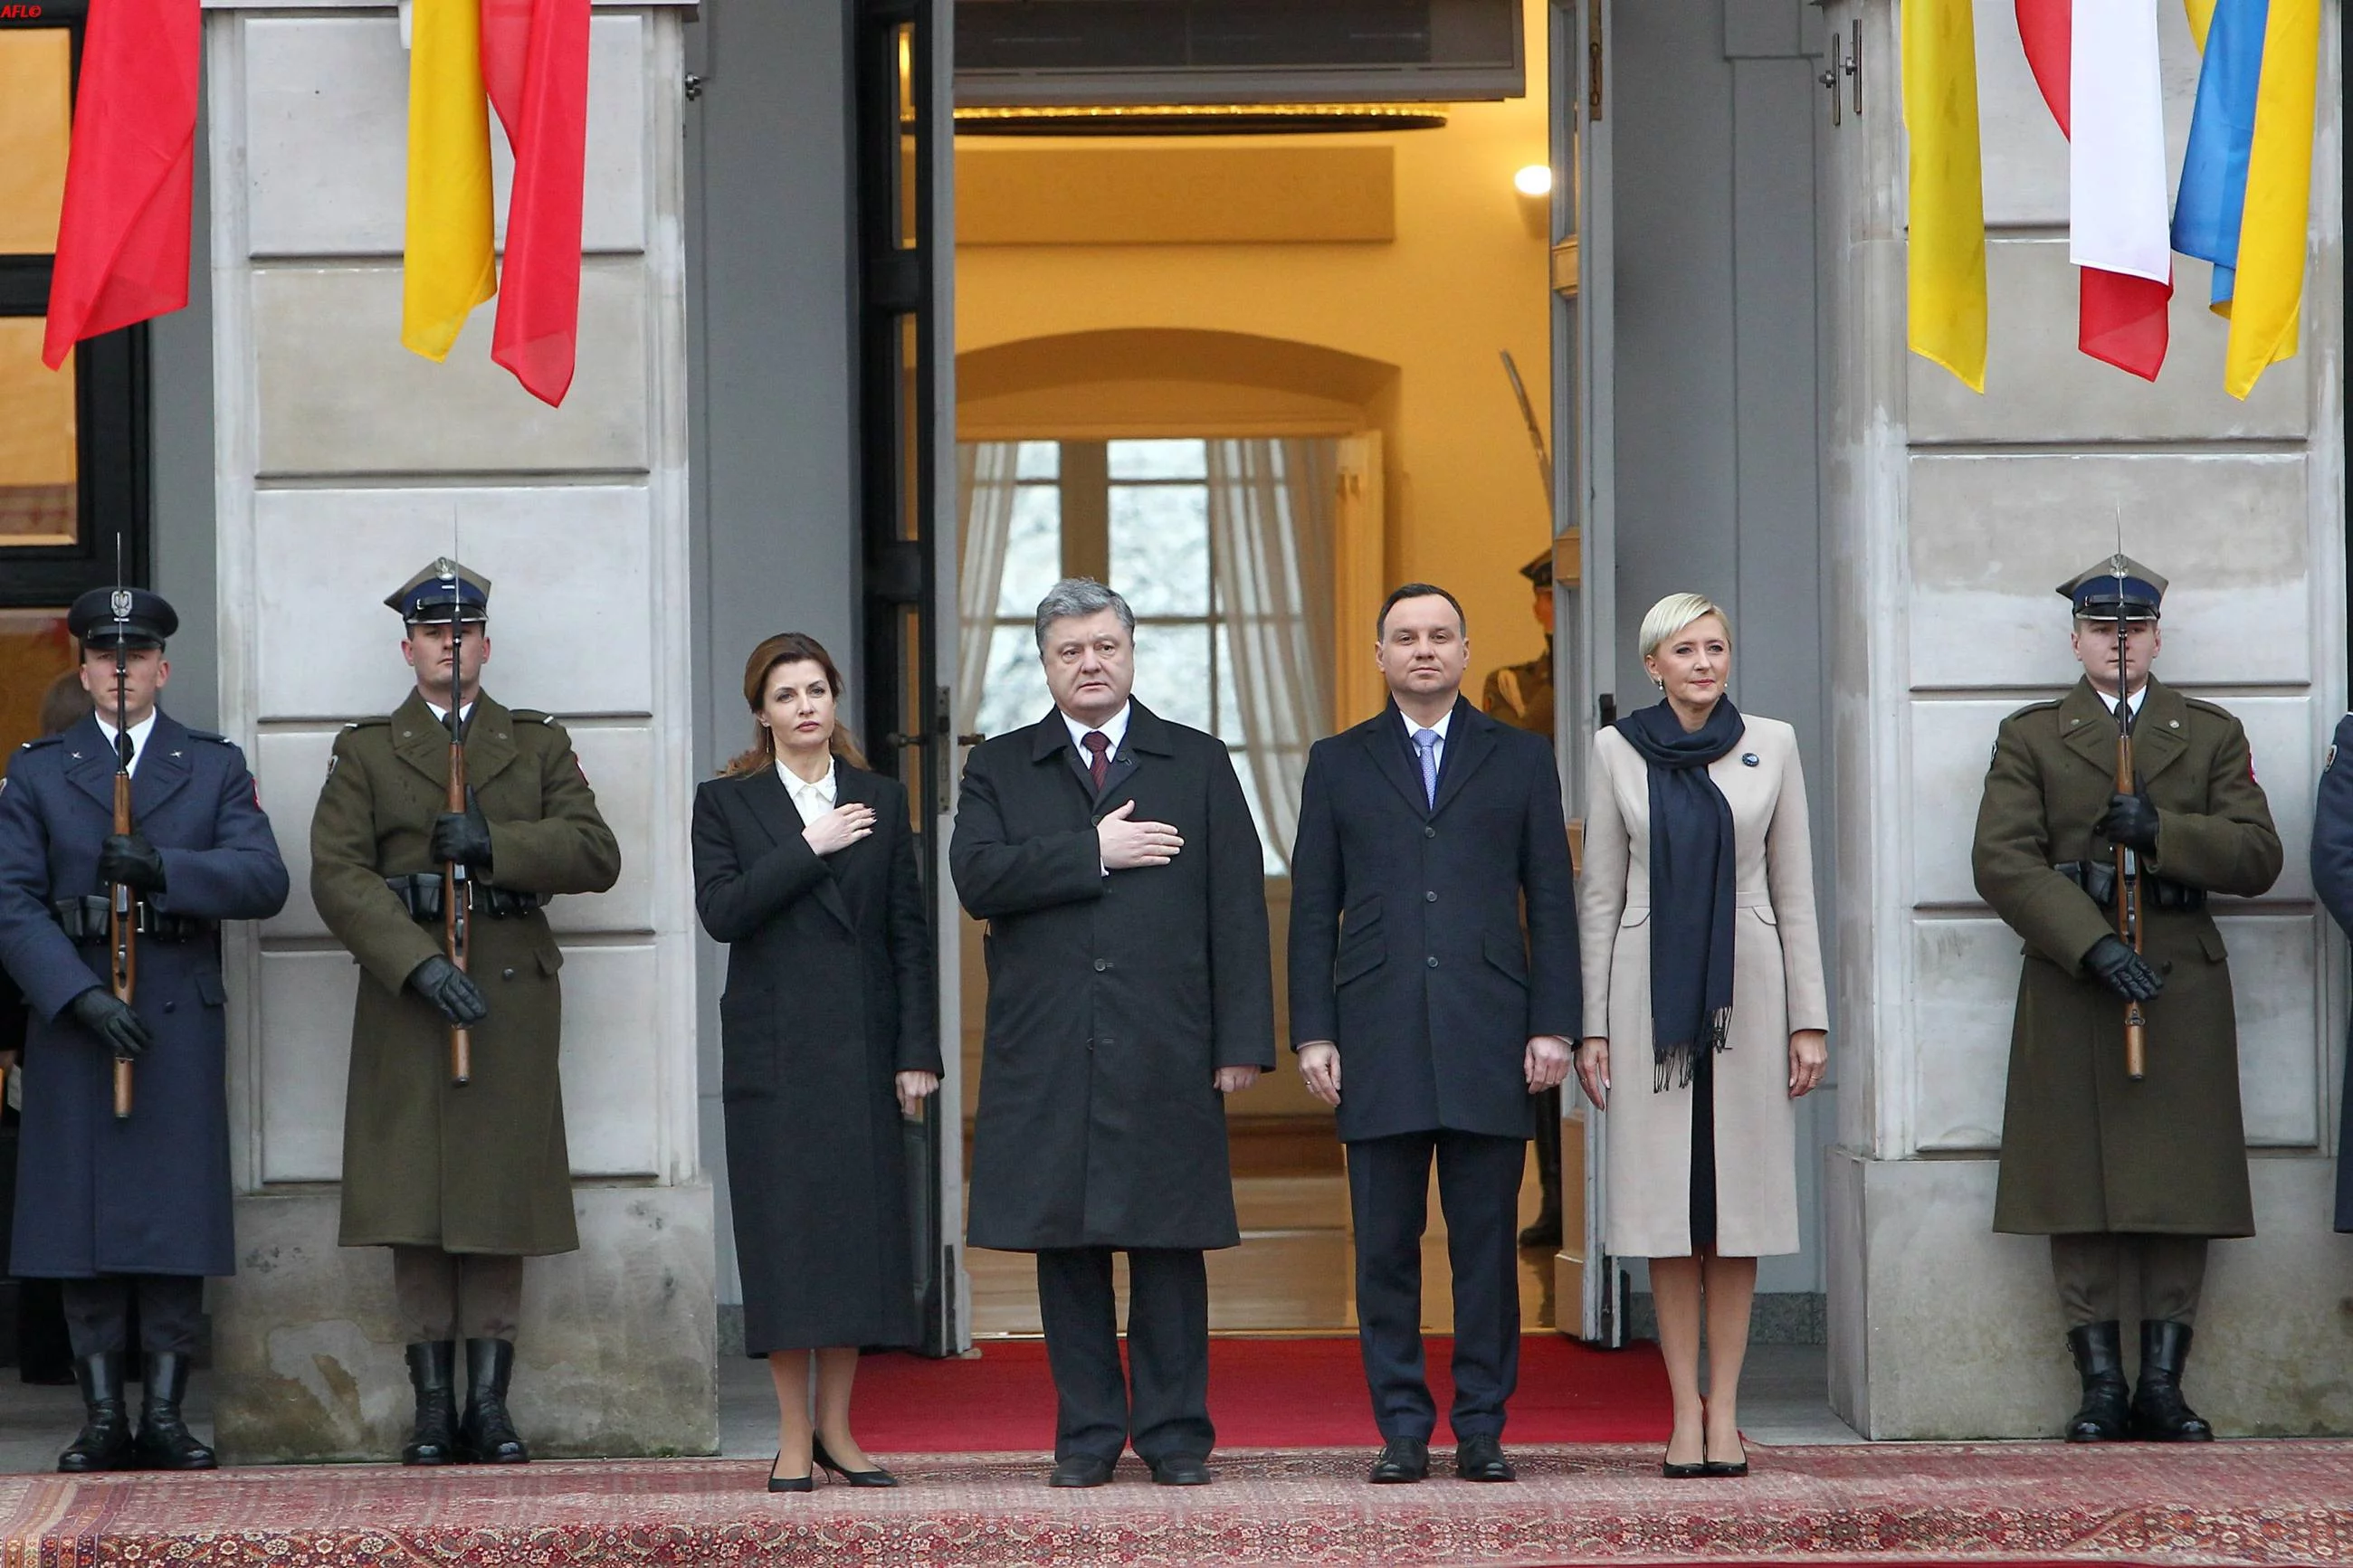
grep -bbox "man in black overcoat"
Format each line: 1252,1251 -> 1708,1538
2310,713 -> 2353,1236
1291,583 -> 1578,1485
951,577 -> 1276,1488
0,587 -> 289,1471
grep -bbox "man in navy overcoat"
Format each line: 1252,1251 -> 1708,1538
2309,712 -> 2353,1235
0,587 -> 288,1471
1290,583 -> 1578,1485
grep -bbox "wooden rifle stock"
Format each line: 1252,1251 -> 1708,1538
110,767 -> 136,1119
2114,725 -> 2148,1081
445,730 -> 472,1088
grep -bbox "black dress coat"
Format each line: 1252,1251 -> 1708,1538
1288,698 -> 1579,1144
950,702 -> 1276,1252
0,712 -> 289,1277
692,760 -> 940,1354
2309,711 -> 2353,1232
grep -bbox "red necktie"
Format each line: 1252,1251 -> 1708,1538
1082,730 -> 1110,791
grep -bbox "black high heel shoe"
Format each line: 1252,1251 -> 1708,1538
814,1435 -> 900,1488
767,1450 -> 814,1493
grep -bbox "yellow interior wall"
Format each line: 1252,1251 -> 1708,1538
952,4 -> 1557,689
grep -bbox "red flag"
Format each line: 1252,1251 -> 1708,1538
2014,0 -> 2172,381
481,0 -> 591,407
42,0 -> 201,369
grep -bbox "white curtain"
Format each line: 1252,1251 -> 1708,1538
1206,438 -> 1338,874
955,442 -> 1021,734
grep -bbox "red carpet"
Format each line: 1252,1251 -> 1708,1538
5,1443 -> 2348,1565
851,1335 -> 1672,1452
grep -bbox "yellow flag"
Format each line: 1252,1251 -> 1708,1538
1903,0 -> 1987,392
2224,0 -> 2319,399
2184,0 -> 2217,52
401,0 -> 496,361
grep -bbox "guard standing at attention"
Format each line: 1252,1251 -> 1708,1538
1480,548 -> 1565,1250
1972,556 -> 2280,1444
0,587 -> 289,1471
2305,714 -> 2353,1238
310,561 -> 620,1466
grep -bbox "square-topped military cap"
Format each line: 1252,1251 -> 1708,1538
2058,554 -> 2166,622
386,558 -> 491,624
1519,548 -> 1555,591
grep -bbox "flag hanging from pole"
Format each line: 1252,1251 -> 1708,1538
2224,0 -> 2320,398
1903,0 -> 1988,391
41,0 -> 201,370
400,0 -> 497,361
481,0 -> 590,407
2014,0 -> 2174,381
2172,0 -> 2268,313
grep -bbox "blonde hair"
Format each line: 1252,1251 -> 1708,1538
1638,593 -> 1730,661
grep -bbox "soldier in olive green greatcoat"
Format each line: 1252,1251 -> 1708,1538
310,561 -> 620,1466
1481,549 -> 1563,1250
1971,556 -> 2280,1445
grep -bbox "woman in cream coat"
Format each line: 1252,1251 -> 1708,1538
1576,594 -> 1828,1478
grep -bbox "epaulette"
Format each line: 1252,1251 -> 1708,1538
509,708 -> 553,725
16,734 -> 63,752
2180,696 -> 2239,721
2004,698 -> 2065,722
185,727 -> 233,745
341,717 -> 393,731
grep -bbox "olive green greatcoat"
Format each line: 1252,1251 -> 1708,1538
310,690 -> 621,1256
1972,677 -> 2281,1239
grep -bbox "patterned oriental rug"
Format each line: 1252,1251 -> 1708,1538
2,1441 -> 2347,1568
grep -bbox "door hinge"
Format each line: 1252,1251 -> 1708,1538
1586,1 -> 1605,121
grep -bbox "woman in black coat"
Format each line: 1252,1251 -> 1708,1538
691,633 -> 941,1492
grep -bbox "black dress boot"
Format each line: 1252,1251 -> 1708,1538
457,1339 -> 529,1464
2063,1321 -> 2131,1442
402,1342 -> 460,1465
2130,1320 -> 2215,1441
133,1353 -> 216,1469
58,1353 -> 136,1472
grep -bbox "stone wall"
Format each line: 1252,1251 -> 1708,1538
197,0 -> 712,1461
1824,0 -> 2348,1437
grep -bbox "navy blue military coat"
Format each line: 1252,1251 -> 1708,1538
1288,698 -> 1579,1143
0,711 -> 289,1277
2310,712 -> 2353,1232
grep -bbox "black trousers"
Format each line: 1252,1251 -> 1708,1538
1034,1247 -> 1213,1465
60,1274 -> 204,1359
1348,1129 -> 1524,1441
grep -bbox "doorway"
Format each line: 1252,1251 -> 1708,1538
946,2 -> 1574,1338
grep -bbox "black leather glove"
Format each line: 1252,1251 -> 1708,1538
2083,934 -> 2164,1003
406,955 -> 490,1027
429,790 -> 494,872
68,988 -> 152,1059
97,832 -> 167,894
2096,791 -> 2162,853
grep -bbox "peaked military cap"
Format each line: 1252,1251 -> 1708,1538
386,558 -> 491,624
2058,554 -> 2166,622
1519,548 -> 1555,591
67,585 -> 176,650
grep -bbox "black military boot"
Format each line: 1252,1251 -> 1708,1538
132,1353 -> 216,1469
457,1339 -> 529,1464
2063,1321 -> 2131,1442
2130,1320 -> 2215,1441
402,1342 -> 460,1465
58,1353 -> 136,1472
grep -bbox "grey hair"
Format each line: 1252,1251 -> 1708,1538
1033,577 -> 1136,651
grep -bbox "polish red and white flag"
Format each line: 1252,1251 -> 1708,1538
2015,0 -> 2175,380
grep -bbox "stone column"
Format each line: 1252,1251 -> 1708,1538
1824,0 -> 2348,1438
199,0 -> 712,1459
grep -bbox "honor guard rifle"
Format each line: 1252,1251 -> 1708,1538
442,566 -> 474,1088
107,589 -> 137,1119
2110,553 -> 2148,1082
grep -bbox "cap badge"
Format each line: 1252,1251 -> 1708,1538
110,589 -> 133,620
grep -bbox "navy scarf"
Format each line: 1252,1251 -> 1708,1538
1615,698 -> 1743,1091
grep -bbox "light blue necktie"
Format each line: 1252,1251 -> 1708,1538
1414,727 -> 1441,807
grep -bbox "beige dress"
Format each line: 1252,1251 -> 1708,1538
1577,714 -> 1828,1259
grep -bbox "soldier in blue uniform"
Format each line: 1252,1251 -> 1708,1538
2310,717 -> 2353,1236
0,587 -> 289,1470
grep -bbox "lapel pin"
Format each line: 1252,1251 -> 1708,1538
1741,753 -> 1760,767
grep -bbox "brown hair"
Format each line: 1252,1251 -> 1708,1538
720,632 -> 868,778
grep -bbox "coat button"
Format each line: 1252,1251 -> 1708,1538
1426,955 -> 1439,968
502,967 -> 517,980
1424,826 -> 1436,839
1424,890 -> 1438,902
1099,1034 -> 1115,1048
163,1001 -> 176,1014
1093,958 -> 1110,972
